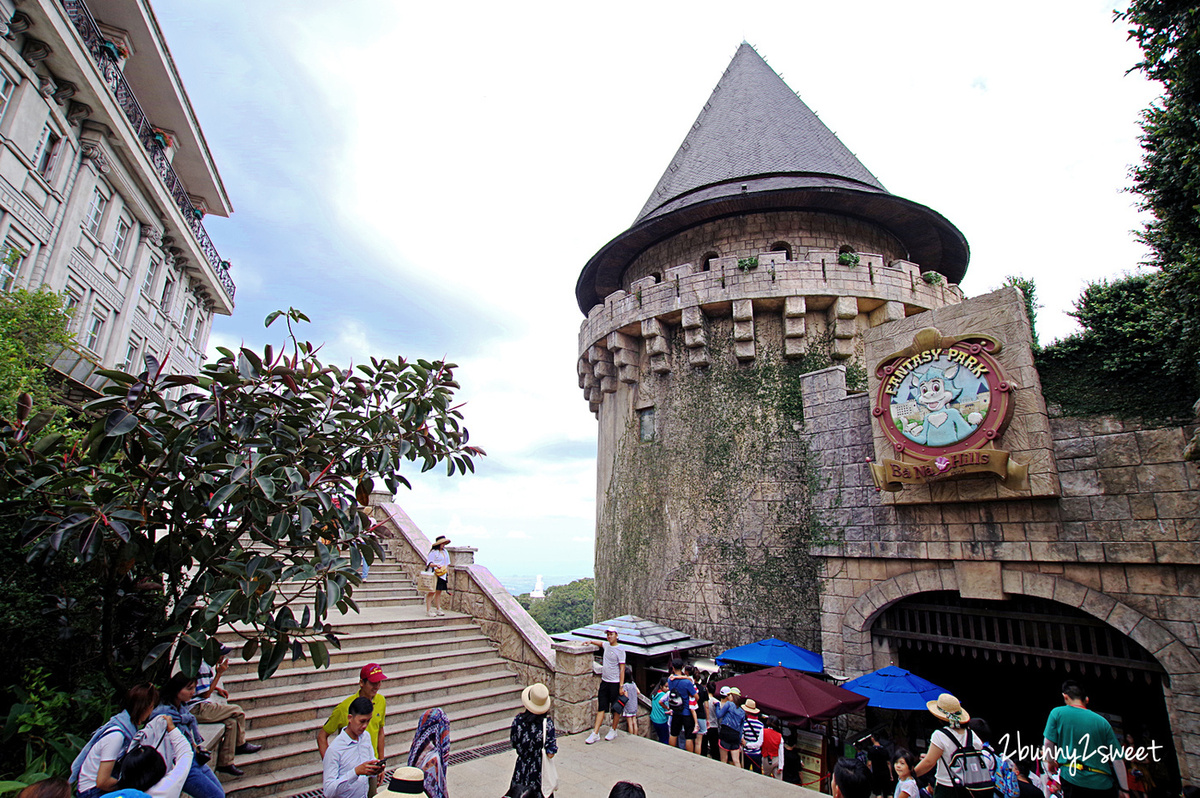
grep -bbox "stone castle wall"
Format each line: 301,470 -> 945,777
622,211 -> 907,289
801,289 -> 1200,781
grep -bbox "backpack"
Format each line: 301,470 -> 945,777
667,682 -> 685,710
939,728 -> 996,798
991,749 -> 1020,798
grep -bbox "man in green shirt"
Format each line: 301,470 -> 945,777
1043,680 -> 1129,798
318,663 -> 389,764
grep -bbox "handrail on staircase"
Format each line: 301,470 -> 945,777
371,502 -> 557,673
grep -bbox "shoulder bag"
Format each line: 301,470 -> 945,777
540,717 -> 558,797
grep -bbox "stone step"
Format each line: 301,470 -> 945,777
229,692 -> 522,777
221,623 -> 482,677
229,657 -> 518,710
224,714 -> 515,798
240,681 -> 524,747
225,645 -> 502,692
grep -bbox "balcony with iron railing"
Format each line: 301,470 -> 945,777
58,0 -> 236,305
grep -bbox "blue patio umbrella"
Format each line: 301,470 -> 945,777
715,637 -> 824,674
840,665 -> 947,710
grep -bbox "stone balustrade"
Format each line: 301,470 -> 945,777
368,498 -> 599,734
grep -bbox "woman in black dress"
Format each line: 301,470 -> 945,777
509,682 -> 557,797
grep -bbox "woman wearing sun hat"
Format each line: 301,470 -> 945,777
509,683 -> 558,797
424,536 -> 452,617
913,693 -> 984,798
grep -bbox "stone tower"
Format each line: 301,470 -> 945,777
576,44 -> 970,647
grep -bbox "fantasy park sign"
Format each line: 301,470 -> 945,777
869,327 -> 1029,492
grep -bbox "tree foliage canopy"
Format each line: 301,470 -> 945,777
1116,0 -> 1200,396
0,308 -> 484,685
516,578 -> 595,635
1037,273 -> 1195,419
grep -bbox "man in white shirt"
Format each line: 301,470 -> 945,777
585,627 -> 626,744
323,697 -> 384,798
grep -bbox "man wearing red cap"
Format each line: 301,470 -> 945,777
318,663 -> 389,783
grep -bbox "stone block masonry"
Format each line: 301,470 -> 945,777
804,289 -> 1200,782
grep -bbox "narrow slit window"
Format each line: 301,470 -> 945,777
638,407 -> 655,442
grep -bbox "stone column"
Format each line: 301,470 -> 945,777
446,546 -> 476,614
551,641 -> 600,734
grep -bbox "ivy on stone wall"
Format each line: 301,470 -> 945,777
595,321 -> 856,649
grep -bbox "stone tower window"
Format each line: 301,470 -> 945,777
700,251 -> 718,272
771,241 -> 792,260
638,407 -> 655,442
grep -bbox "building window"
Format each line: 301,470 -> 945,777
141,259 -> 160,296
638,407 -> 655,442
191,310 -> 204,346
62,290 -> 81,329
160,275 -> 175,308
700,251 -> 718,272
86,188 -> 107,236
120,336 -> 141,372
0,239 -> 28,292
85,311 -> 106,351
182,303 -> 195,337
34,125 -> 61,181
771,241 -> 793,261
0,75 -> 15,126
112,218 -> 132,263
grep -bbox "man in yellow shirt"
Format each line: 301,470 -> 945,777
318,664 -> 389,768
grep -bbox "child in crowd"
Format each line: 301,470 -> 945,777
649,678 -> 670,744
621,671 -> 640,736
893,748 -> 919,798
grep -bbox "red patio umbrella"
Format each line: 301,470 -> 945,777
717,665 -> 868,724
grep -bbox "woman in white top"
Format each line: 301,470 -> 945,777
913,693 -> 982,798
103,715 -> 195,798
424,535 -> 452,616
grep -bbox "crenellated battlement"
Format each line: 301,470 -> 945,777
576,248 -> 963,413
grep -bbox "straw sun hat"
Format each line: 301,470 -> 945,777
522,683 -> 553,715
743,699 -> 761,715
387,766 -> 427,794
926,693 -> 970,725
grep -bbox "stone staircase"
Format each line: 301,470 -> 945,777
216,555 -> 527,798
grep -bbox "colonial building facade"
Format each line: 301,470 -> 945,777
0,0 -> 233,387
576,43 -> 1197,785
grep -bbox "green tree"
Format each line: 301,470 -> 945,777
1037,273 -> 1193,419
1116,1 -> 1200,396
1002,275 -> 1041,351
516,578 -> 595,635
0,286 -> 74,430
0,308 -> 484,687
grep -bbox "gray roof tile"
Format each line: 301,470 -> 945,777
637,43 -> 884,223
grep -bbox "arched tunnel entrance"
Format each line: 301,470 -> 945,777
870,592 -> 1180,793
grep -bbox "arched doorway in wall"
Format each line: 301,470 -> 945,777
871,592 -> 1180,791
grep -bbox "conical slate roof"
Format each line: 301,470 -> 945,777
575,44 -> 969,313
636,43 -> 885,223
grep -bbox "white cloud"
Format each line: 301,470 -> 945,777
160,0 -> 1163,586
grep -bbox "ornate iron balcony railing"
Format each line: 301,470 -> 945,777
58,0 -> 236,305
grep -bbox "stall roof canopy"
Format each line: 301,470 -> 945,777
840,666 -> 947,711
716,637 -> 824,674
552,615 -> 713,658
717,666 -> 868,724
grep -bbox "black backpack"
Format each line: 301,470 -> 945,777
939,728 -> 996,798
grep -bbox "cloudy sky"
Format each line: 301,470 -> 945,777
153,1 -> 1158,591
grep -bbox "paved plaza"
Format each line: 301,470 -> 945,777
447,730 -> 823,798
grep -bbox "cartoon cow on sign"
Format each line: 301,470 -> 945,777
902,362 -> 984,447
